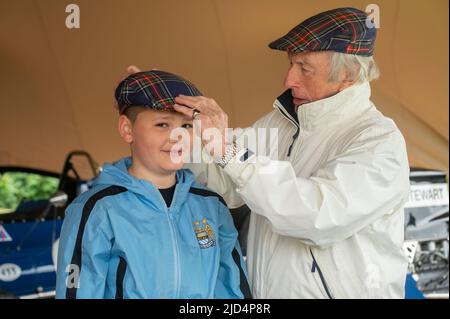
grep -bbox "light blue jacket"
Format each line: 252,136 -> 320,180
55,157 -> 250,299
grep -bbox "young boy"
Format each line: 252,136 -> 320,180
55,70 -> 251,299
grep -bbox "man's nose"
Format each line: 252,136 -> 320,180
284,66 -> 299,89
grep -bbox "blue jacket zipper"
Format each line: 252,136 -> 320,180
159,188 -> 181,298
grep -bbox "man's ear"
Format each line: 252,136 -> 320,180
338,74 -> 357,92
118,115 -> 133,144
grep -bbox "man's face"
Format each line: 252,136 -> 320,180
284,51 -> 345,106
125,109 -> 193,175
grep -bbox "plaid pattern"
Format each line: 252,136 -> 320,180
115,70 -> 203,114
268,7 -> 376,56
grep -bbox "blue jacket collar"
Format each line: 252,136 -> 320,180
94,157 -> 196,212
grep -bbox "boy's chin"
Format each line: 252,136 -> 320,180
162,161 -> 185,172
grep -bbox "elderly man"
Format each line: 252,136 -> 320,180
136,7 -> 411,298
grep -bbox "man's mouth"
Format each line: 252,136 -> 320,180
293,97 -> 309,106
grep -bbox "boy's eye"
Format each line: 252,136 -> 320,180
156,123 -> 169,128
182,123 -> 193,129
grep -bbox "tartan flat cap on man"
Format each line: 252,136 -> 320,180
115,70 -> 202,114
269,7 -> 376,56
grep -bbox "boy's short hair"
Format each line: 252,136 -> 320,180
115,70 -> 203,116
122,105 -> 147,123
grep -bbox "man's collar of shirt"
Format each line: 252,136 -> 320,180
274,82 -> 373,131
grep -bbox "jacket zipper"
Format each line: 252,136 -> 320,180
275,104 -> 300,158
160,189 -> 180,298
310,249 -> 333,299
287,127 -> 300,157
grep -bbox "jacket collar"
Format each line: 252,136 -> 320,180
274,82 -> 373,131
95,156 -> 195,212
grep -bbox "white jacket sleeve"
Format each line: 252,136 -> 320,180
185,153 -> 245,209
223,127 -> 411,247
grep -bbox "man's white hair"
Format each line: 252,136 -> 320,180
328,51 -> 380,84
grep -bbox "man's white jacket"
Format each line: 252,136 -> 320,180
187,82 -> 410,298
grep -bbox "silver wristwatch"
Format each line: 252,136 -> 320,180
216,142 -> 240,168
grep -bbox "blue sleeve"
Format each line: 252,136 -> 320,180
214,203 -> 252,299
55,202 -> 113,299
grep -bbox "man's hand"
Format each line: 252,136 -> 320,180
174,96 -> 229,159
127,65 -> 141,75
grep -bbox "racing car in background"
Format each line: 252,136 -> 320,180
403,168 -> 449,298
0,151 -> 99,298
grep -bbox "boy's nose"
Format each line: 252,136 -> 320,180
168,136 -> 179,144
168,129 -> 187,144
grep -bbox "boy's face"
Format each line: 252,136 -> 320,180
119,109 -> 193,176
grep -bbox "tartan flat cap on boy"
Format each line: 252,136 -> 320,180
269,7 -> 376,56
115,70 -> 203,114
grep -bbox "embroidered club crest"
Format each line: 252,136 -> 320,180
193,218 -> 215,249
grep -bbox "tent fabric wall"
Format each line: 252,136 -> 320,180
0,0 -> 448,175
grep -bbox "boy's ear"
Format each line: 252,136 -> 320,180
118,115 -> 133,144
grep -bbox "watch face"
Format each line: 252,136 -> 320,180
240,149 -> 254,162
